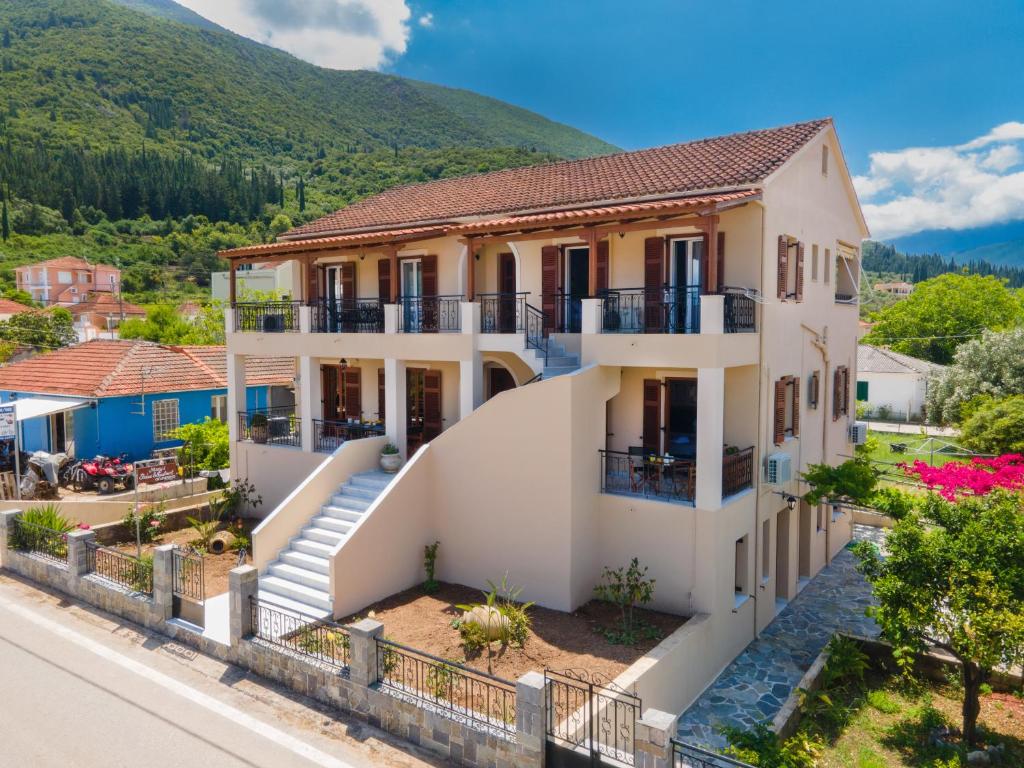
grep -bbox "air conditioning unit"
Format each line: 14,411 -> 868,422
764,452 -> 792,485
849,421 -> 868,445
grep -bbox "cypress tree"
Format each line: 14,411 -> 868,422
2,29 -> 10,48
2,198 -> 10,242
297,176 -> 305,212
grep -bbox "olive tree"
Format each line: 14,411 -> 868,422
854,490 -> 1024,745
926,327 -> 1024,424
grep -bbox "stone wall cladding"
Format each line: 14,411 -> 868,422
0,510 -> 542,768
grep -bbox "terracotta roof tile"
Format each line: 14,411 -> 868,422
0,340 -> 293,398
15,256 -> 96,272
68,293 -> 146,317
223,225 -> 445,259
0,299 -> 31,315
285,119 -> 829,238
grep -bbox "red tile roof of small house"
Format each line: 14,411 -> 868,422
0,340 -> 293,398
0,299 -> 32,316
282,119 -> 830,239
68,293 -> 146,317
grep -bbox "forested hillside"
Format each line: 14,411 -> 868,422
0,0 -> 616,305
862,240 -> 1024,288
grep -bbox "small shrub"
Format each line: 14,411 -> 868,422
821,635 -> 869,689
457,619 -> 487,653
230,534 -> 250,552
381,443 -> 400,455
593,557 -> 657,645
422,540 -> 440,594
10,504 -> 74,554
296,626 -> 349,661
122,503 -> 165,544
487,574 -> 534,647
721,722 -> 822,768
426,661 -> 457,701
20,503 -> 74,532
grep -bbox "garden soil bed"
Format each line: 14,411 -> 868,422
111,521 -> 257,597
340,582 -> 686,683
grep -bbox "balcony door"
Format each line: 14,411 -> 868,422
321,365 -> 361,422
563,246 -> 589,333
669,238 -> 703,333
497,252 -> 517,332
325,263 -> 356,331
406,368 -> 442,454
664,378 -> 698,459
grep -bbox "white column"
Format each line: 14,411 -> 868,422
299,355 -> 319,453
461,301 -> 480,336
580,297 -> 602,335
700,294 -> 725,334
695,367 -> 725,510
299,304 -> 311,334
383,304 -> 398,334
460,353 -> 483,421
384,358 -> 407,456
224,306 -> 235,338
226,353 -> 247,444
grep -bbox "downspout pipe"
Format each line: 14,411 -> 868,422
802,322 -> 832,565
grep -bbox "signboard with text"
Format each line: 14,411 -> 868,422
135,457 -> 179,485
0,404 -> 14,441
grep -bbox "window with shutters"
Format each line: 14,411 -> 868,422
761,520 -> 771,582
808,371 -> 820,409
821,145 -> 829,176
153,399 -> 180,442
210,395 -> 227,423
773,376 -> 801,444
824,248 -> 831,285
777,236 -> 805,301
833,366 -> 850,420
816,504 -> 826,532
734,535 -> 749,599
811,244 -> 819,282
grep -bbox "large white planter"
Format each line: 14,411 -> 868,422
380,452 -> 403,474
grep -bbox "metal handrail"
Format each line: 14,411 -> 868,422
397,294 -> 463,333
671,739 -> 755,767
525,302 -> 549,360
9,518 -> 69,563
233,300 -> 300,332
85,541 -> 153,594
249,596 -> 350,669
599,449 -> 696,505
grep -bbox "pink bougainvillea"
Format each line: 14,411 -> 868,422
900,454 -> 1024,500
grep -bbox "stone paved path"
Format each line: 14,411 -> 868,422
675,525 -> 885,748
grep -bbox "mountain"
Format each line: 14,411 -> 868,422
0,0 -> 616,166
951,239 -> 1024,268
889,221 -> 1024,267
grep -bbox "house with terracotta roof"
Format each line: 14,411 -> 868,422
68,292 -> 147,341
14,257 -> 122,306
0,340 -> 294,461
219,119 -> 868,716
0,298 -> 32,321
857,344 -> 943,421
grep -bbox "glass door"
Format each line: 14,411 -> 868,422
401,259 -> 423,331
664,378 -> 698,459
670,239 -> 703,333
564,246 -> 589,332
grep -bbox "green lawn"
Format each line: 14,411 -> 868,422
819,671 -> 1024,768
865,430 -> 967,472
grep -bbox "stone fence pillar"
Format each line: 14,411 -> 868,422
229,564 -> 259,645
635,708 -> 679,768
66,529 -> 96,589
515,671 -> 546,768
0,509 -> 19,567
348,618 -> 384,688
151,544 -> 175,623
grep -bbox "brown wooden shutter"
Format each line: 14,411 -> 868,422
421,254 -> 439,332
841,367 -> 850,415
340,262 -> 356,301
833,367 -> 842,421
773,378 -> 787,445
809,371 -> 819,409
644,237 -> 665,332
777,236 -> 789,299
423,370 -> 442,442
306,261 -> 320,303
596,239 -> 609,293
791,377 -> 801,437
795,241 -> 805,301
701,232 -> 711,293
377,258 -> 391,302
642,379 -> 661,454
341,368 -> 361,421
377,368 -> 385,422
716,231 -> 725,293
541,245 -> 559,333
321,365 -> 339,421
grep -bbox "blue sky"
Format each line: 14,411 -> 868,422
181,0 -> 1024,243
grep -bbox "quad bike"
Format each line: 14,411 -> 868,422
71,453 -> 135,494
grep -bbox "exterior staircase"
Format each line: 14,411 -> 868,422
258,470 -> 393,618
542,338 -> 581,378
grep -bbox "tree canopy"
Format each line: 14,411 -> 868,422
119,303 -> 223,345
854,490 -> 1024,745
0,306 -> 75,360
862,274 -> 1024,364
925,327 -> 1024,424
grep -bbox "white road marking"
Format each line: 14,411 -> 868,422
0,594 -> 357,768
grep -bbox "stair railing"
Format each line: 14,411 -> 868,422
525,302 -> 549,363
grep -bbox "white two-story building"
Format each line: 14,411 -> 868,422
221,118 -> 867,713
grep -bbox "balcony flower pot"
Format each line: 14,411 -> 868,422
250,413 -> 269,444
380,444 -> 402,473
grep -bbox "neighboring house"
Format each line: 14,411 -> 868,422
69,293 -> 147,341
211,261 -> 297,301
0,299 -> 31,321
872,280 -> 913,296
15,257 -> 121,306
177,301 -> 203,322
221,118 -> 867,714
0,340 -> 294,460
856,344 -> 943,420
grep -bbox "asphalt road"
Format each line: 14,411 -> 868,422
0,573 -> 446,768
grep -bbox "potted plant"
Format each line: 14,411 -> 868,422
380,443 -> 402,473
250,413 -> 269,444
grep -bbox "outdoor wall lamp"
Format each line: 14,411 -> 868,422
339,358 -> 348,370
786,494 -> 797,511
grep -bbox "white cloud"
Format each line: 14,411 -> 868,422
418,12 -> 433,27
853,122 -> 1024,239
175,0 -> 413,70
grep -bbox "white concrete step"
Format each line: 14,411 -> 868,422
321,505 -> 364,523
544,365 -> 579,378
279,550 -> 330,575
326,494 -> 372,512
348,471 -> 393,490
545,355 -> 578,368
291,538 -> 335,558
256,589 -> 332,620
310,515 -> 354,535
335,483 -> 380,502
259,575 -> 332,612
301,526 -> 347,546
267,561 -> 331,590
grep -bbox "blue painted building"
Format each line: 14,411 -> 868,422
0,340 -> 294,460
